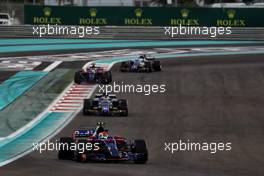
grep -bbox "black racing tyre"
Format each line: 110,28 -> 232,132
83,99 -> 93,115
112,100 -> 119,109
133,140 -> 148,164
74,150 -> 83,163
74,139 -> 88,162
102,71 -> 112,84
122,108 -> 128,117
74,71 -> 83,84
120,62 -> 130,72
109,71 -> 112,83
145,62 -> 152,72
118,99 -> 128,116
152,60 -> 161,71
58,137 -> 74,160
119,99 -> 127,108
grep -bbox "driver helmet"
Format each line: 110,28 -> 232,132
91,63 -> 96,68
102,92 -> 108,98
135,59 -> 140,63
99,131 -> 109,139
139,55 -> 144,59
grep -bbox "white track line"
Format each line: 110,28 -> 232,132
67,90 -> 90,93
59,100 -> 82,103
63,97 -> 84,100
54,104 -> 79,108
43,61 -> 63,72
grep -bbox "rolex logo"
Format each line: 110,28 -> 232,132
43,7 -> 51,17
135,8 -> 142,18
89,8 -> 97,17
181,9 -> 189,18
227,9 -> 236,19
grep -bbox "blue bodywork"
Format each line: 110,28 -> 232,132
75,129 -> 95,137
101,100 -> 110,114
131,59 -> 140,71
74,129 -> 145,162
86,137 -> 144,161
87,70 -> 96,81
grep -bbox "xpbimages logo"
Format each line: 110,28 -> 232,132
32,140 -> 100,154
164,139 -> 232,154
98,82 -> 166,95
164,24 -> 232,38
32,24 -> 100,37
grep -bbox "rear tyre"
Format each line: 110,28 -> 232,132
152,60 -> 161,71
58,137 -> 74,160
74,71 -> 84,84
83,99 -> 93,115
120,62 -> 130,72
133,140 -> 148,164
102,71 -> 112,84
74,139 -> 88,162
119,99 -> 128,117
121,108 -> 128,117
145,62 -> 152,72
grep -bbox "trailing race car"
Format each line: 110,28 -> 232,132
83,93 -> 128,116
58,122 -> 148,164
120,54 -> 161,72
74,63 -> 112,84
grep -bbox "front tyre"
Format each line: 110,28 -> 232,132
74,71 -> 85,84
145,62 -> 152,72
152,60 -> 161,71
58,137 -> 74,160
120,62 -> 130,72
119,99 -> 128,117
102,71 -> 112,84
74,139 -> 88,162
132,139 -> 148,164
83,99 -> 93,115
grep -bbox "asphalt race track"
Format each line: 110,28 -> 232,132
0,71 -> 16,83
1,54 -> 264,176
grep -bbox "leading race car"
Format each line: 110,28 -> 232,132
83,93 -> 128,116
74,63 -> 112,84
58,122 -> 148,164
120,54 -> 161,72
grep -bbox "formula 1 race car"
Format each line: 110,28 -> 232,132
120,54 -> 161,72
74,63 -> 112,84
83,93 -> 128,116
58,122 -> 148,164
